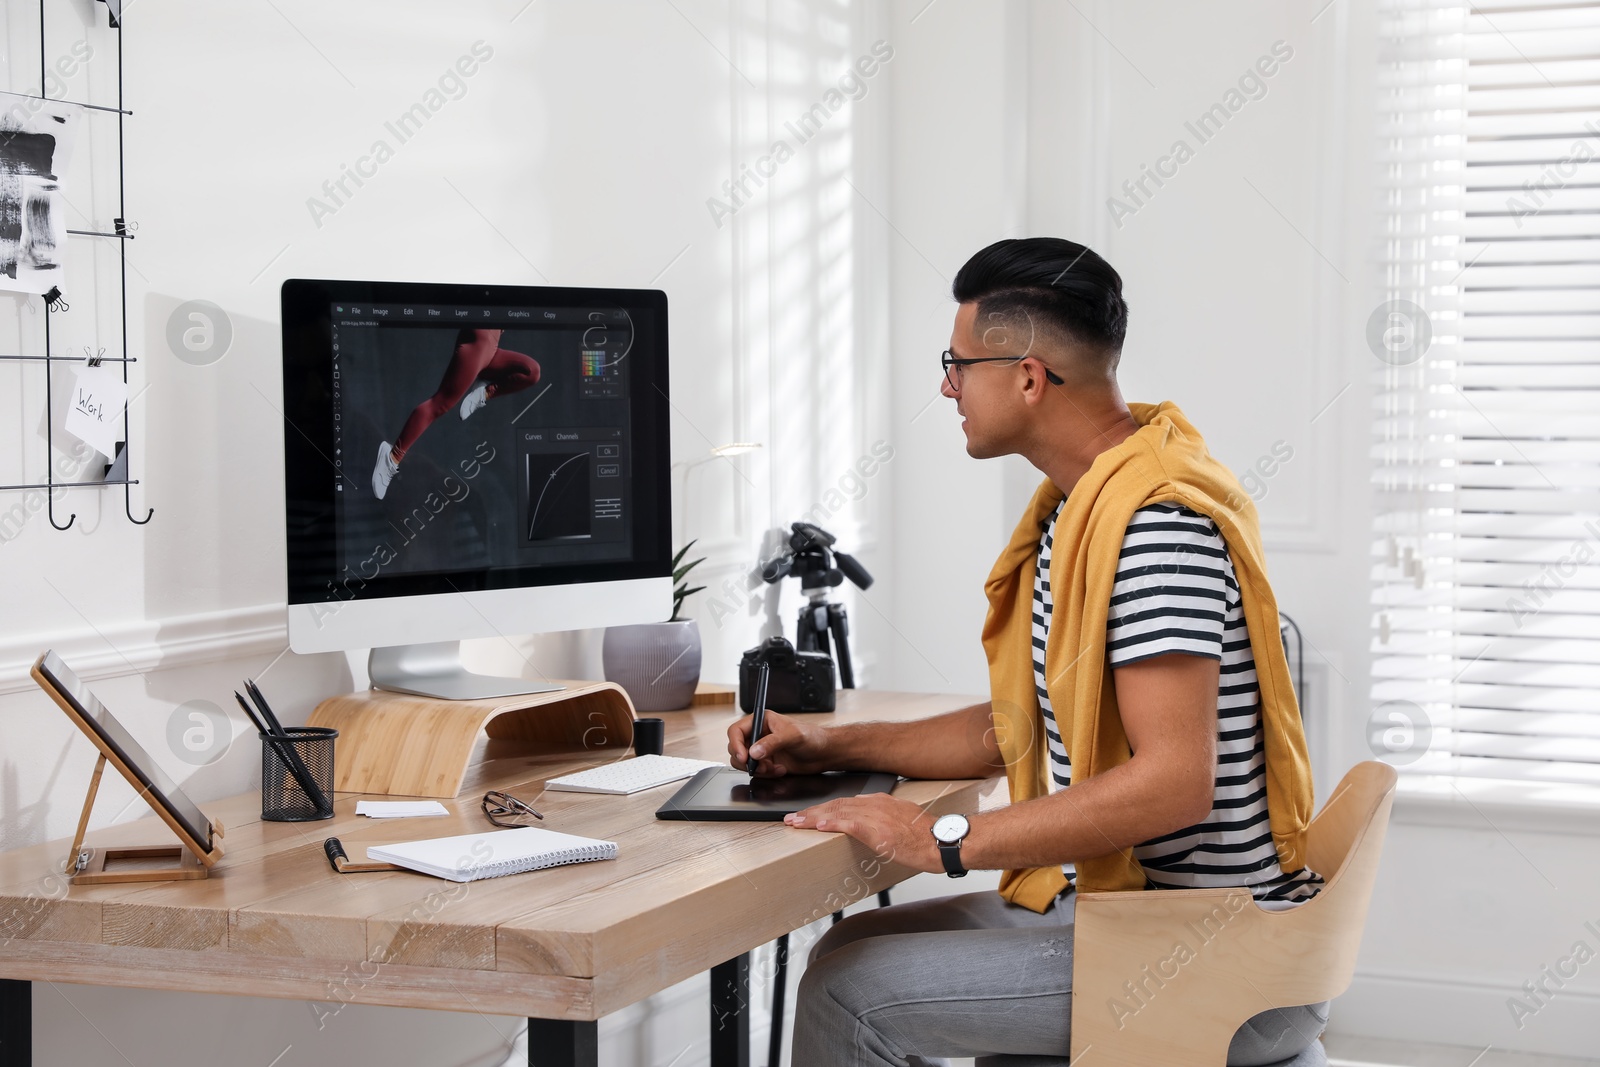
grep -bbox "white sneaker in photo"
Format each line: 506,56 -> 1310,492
459,381 -> 490,420
372,441 -> 399,499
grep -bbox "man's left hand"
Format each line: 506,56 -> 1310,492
783,794 -> 942,874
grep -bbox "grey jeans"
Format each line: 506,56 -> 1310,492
791,889 -> 1330,1067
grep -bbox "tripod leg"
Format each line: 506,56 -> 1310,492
794,603 -> 819,652
798,602 -> 835,677
827,604 -> 854,689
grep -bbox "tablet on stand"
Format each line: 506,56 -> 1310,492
30,650 -> 226,884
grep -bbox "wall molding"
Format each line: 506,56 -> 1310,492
0,538 -> 802,699
1076,6 -> 1346,556
1337,965 -> 1600,1057
0,603 -> 288,695
1257,11 -> 1350,557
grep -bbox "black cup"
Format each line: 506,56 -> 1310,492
633,717 -> 665,757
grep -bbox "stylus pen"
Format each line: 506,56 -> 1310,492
237,689 -> 330,812
233,690 -> 271,736
244,680 -> 332,814
747,662 -> 771,775
244,678 -> 288,735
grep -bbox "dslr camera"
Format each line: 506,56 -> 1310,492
739,636 -> 836,714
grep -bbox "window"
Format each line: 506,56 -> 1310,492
1372,0 -> 1600,786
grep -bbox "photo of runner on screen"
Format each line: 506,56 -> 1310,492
371,328 -> 541,499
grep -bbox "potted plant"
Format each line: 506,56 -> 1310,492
601,542 -> 707,712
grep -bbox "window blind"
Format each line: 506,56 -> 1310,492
1372,0 -> 1600,785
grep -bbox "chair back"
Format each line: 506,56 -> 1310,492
1066,760 -> 1398,1065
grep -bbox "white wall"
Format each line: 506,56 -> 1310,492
878,0 -> 1037,698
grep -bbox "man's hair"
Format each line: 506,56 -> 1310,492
951,238 -> 1129,365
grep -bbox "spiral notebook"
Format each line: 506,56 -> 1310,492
366,826 -> 618,883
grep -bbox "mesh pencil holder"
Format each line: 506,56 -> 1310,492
260,727 -> 338,822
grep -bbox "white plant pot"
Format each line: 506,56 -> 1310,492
601,619 -> 703,713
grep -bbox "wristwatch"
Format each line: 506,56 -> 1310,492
931,813 -> 971,878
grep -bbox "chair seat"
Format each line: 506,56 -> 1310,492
980,1037 -> 1327,1067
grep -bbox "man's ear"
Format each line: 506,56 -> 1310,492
1019,358 -> 1055,406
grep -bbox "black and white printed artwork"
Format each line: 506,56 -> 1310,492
0,100 -> 81,295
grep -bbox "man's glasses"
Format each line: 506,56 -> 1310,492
482,790 -> 544,828
941,349 -> 1064,390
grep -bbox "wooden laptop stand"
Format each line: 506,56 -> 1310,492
66,753 -> 226,886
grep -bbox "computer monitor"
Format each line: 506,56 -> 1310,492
281,279 -> 673,700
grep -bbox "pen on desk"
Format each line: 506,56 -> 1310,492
244,679 -> 332,815
747,661 -> 771,775
324,837 -> 404,874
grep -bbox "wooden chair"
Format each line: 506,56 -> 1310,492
1059,760 -> 1398,1066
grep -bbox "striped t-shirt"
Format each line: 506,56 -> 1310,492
1033,501 -> 1323,908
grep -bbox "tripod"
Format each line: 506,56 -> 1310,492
763,521 -> 871,692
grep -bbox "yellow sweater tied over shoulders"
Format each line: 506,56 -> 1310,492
982,401 -> 1315,912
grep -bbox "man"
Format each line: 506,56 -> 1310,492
727,238 -> 1330,1066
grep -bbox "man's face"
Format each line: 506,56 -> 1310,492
942,302 -> 1026,459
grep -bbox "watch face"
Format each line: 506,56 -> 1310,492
932,814 -> 969,844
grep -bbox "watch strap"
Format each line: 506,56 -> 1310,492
938,839 -> 967,877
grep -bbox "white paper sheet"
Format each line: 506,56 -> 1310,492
64,362 -> 125,458
356,800 -> 449,819
0,99 -> 82,296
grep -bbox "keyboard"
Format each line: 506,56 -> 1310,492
545,755 -> 725,795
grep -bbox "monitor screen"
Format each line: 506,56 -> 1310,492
281,279 -> 672,654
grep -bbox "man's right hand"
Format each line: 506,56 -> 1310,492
727,709 -> 833,777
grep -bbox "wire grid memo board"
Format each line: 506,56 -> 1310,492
0,0 -> 151,532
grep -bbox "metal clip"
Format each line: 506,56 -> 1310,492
43,286 -> 69,313
86,346 -> 106,368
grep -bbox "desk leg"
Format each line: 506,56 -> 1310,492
767,934 -> 789,1067
710,953 -> 750,1067
526,1019 -> 596,1067
0,979 -> 30,1067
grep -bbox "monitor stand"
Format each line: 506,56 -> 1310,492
308,681 -> 638,796
368,642 -> 565,701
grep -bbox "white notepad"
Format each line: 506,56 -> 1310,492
366,826 -> 618,883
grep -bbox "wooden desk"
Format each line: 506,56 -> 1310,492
0,689 -> 999,1066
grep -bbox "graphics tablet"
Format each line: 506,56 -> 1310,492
655,767 -> 898,821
